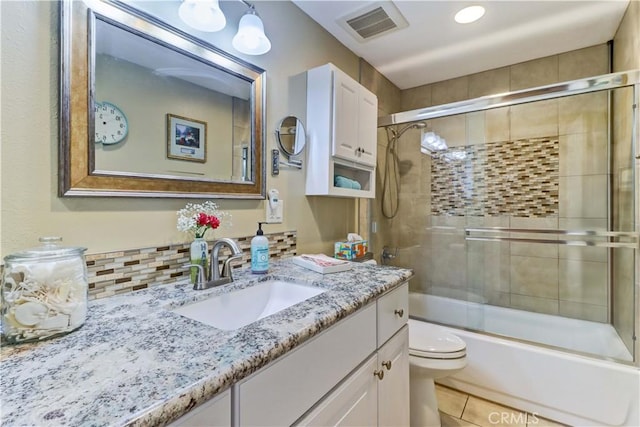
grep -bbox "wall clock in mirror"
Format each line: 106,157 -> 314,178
95,101 -> 128,144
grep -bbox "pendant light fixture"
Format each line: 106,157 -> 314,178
178,0 -> 226,32
232,5 -> 271,55
178,0 -> 271,56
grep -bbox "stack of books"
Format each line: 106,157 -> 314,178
291,254 -> 353,274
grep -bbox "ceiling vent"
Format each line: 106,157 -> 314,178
338,1 -> 409,43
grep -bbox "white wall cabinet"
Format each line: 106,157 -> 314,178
305,63 -> 378,198
332,69 -> 377,166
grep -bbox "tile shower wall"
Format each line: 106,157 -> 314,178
394,44 -> 613,323
425,91 -> 610,322
86,231 -> 296,300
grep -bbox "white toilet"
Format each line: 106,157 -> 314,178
408,319 -> 467,427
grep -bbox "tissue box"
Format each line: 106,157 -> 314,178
334,240 -> 368,260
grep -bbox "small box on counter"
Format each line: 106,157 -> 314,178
334,240 -> 368,260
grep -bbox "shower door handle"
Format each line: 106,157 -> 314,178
464,228 -> 639,249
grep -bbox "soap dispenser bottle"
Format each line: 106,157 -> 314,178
251,222 -> 269,274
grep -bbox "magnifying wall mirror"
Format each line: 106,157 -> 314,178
59,0 -> 266,198
275,116 -> 306,164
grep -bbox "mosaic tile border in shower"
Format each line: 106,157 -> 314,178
86,230 -> 297,300
431,136 -> 559,217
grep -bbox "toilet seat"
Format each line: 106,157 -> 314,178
410,347 -> 466,359
409,319 -> 467,359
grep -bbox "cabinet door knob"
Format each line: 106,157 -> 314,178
373,369 -> 385,380
394,308 -> 404,318
382,360 -> 392,370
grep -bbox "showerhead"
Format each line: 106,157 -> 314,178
393,121 -> 426,139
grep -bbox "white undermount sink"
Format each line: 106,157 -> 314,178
172,280 -> 326,331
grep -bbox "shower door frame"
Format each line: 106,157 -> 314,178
378,70 -> 640,366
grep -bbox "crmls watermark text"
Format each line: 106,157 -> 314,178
488,411 -> 539,424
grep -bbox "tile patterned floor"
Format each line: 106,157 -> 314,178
436,384 -> 568,427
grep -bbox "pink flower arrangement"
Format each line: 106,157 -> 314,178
195,213 -> 220,237
177,201 -> 230,239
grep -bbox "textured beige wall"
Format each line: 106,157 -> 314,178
613,0 -> 640,72
0,1 -> 359,257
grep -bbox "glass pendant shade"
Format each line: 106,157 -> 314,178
232,10 -> 271,55
179,0 -> 226,32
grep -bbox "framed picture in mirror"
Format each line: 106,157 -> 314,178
167,114 -> 207,163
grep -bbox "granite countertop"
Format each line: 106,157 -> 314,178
1,259 -> 413,427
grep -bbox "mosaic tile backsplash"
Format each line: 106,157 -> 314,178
431,136 -> 559,217
86,231 -> 297,300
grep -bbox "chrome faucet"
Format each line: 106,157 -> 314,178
208,238 -> 243,286
381,246 -> 398,265
186,238 -> 244,290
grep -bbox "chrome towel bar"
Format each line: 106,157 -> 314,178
464,227 -> 639,249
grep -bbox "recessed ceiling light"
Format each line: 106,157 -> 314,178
454,5 -> 485,24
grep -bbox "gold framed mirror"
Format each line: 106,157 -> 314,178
59,0 -> 266,198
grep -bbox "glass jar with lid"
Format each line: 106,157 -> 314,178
1,237 -> 88,344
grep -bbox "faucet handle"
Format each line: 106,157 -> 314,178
221,253 -> 243,281
185,263 -> 206,290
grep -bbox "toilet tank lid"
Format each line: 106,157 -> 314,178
409,319 -> 466,353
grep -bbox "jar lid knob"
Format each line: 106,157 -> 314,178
38,237 -> 63,247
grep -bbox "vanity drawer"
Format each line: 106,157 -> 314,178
377,282 -> 408,346
236,303 -> 377,426
168,388 -> 230,427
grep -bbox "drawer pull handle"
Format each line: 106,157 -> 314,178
373,369 -> 385,380
394,309 -> 404,318
382,360 -> 392,370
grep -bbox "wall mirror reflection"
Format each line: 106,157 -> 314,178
59,0 -> 266,198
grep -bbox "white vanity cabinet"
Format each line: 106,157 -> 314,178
377,326 -> 410,426
236,304 -> 378,426
236,282 -> 409,427
171,282 -> 409,427
298,283 -> 409,427
298,326 -> 409,427
304,63 -> 378,198
169,388 -> 231,427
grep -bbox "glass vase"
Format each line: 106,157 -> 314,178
190,237 -> 209,284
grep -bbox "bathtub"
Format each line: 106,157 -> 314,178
410,293 -> 640,427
